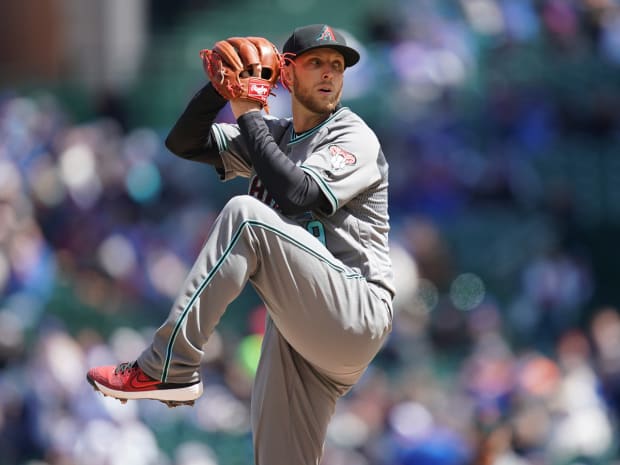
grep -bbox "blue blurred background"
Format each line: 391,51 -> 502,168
1,0 -> 620,464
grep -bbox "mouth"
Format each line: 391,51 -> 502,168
317,81 -> 333,93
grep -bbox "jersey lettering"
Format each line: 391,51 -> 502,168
249,176 -> 279,209
307,220 -> 326,246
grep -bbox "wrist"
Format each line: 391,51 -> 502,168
231,99 -> 262,119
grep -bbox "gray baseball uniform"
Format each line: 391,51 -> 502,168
138,106 -> 394,464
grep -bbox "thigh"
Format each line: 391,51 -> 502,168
238,199 -> 391,381
251,318 -> 349,465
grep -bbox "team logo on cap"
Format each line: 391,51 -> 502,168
328,145 -> 356,171
316,25 -> 336,42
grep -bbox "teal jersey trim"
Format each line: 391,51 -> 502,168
161,218 -> 363,381
301,165 -> 339,213
212,124 -> 228,152
289,107 -> 348,145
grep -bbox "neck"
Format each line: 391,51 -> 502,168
291,100 -> 333,134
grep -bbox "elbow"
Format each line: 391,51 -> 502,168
164,133 -> 187,158
164,133 -> 223,167
275,193 -> 319,216
273,176 -> 329,215
278,202 -> 307,216
269,192 -> 303,215
164,132 -> 202,161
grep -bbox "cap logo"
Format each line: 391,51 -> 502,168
316,25 -> 336,43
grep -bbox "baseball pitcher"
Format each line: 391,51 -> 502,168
87,24 -> 395,465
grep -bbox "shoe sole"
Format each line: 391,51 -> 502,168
87,375 -> 203,408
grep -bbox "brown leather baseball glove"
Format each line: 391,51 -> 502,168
200,36 -> 281,112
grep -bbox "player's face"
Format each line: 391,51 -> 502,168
288,48 -> 345,114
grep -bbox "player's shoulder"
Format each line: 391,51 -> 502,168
329,107 -> 378,141
332,106 -> 361,122
332,107 -> 373,130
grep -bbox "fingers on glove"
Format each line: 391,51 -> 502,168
213,39 -> 245,72
225,37 -> 261,78
246,37 -> 281,85
200,49 -> 226,88
204,38 -> 253,99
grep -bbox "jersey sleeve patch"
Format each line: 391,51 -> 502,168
328,144 -> 357,171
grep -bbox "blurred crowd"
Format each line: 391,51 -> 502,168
2,0 -> 620,464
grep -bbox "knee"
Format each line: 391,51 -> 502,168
221,195 -> 270,222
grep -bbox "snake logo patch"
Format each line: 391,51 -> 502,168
328,145 -> 356,171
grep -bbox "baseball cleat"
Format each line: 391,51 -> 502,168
86,361 -> 202,407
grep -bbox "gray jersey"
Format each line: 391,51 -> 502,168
211,107 -> 395,297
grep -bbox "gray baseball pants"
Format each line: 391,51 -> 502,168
138,195 -> 392,465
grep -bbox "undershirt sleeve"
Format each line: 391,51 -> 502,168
237,111 -> 330,215
164,83 -> 228,170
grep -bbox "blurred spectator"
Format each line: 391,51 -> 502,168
589,307 -> 620,422
547,329 -> 616,463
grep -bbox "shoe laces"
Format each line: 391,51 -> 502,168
114,361 -> 137,375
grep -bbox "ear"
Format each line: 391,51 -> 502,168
280,65 -> 294,92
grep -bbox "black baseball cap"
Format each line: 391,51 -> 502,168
283,24 -> 360,67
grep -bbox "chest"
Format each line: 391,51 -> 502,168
279,128 -> 324,165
